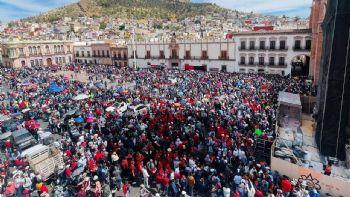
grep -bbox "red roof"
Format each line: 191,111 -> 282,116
253,26 -> 274,31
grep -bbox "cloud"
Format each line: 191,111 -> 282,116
193,0 -> 312,17
0,0 -> 78,22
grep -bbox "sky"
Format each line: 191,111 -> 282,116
0,0 -> 312,23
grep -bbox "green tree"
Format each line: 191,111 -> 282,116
99,22 -> 107,30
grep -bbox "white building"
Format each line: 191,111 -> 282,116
128,37 -> 237,72
234,29 -> 311,75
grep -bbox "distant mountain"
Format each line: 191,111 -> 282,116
24,0 -> 227,22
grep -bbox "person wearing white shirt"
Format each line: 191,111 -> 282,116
141,167 -> 150,188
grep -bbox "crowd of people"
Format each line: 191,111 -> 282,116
0,64 -> 319,197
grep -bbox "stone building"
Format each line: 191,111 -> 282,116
309,0 -> 327,86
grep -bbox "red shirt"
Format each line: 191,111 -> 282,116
255,189 -> 263,197
40,185 -> 49,194
281,179 -> 292,192
65,168 -> 71,177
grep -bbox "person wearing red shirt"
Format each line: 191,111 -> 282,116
40,184 -> 49,194
281,177 -> 292,197
255,189 -> 263,197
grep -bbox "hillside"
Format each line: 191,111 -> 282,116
25,0 -> 227,22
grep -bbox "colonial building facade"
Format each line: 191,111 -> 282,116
234,29 -> 311,75
127,38 -> 237,72
310,0 -> 327,85
0,40 -> 73,67
110,44 -> 128,67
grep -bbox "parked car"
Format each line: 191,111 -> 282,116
106,102 -> 128,114
11,128 -> 37,150
128,104 -> 150,116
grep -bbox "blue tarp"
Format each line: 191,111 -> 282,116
47,84 -> 64,93
116,86 -> 124,92
74,116 -> 84,123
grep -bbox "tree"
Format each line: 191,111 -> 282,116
99,22 -> 107,30
119,24 -> 125,31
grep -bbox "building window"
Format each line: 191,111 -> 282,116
160,50 -> 165,58
240,41 -> 246,50
305,40 -> 311,50
35,59 -> 39,66
19,48 -> 24,55
76,51 -> 79,57
107,51 -> 110,57
39,59 -> 43,66
61,45 -> 64,53
30,60 -> 34,67
87,51 -> 91,57
55,57 -> 58,64
201,50 -> 207,59
249,41 -> 255,50
269,57 -> 275,66
69,56 -> 72,63
63,57 -> 66,63
279,57 -> 285,65
280,40 -> 286,50
294,40 -> 301,50
259,57 -> 265,65
82,51 -> 85,57
146,51 -> 151,58
102,50 -> 105,57
240,56 -> 246,64
270,41 -> 276,50
220,51 -> 227,59
46,46 -> 50,54
172,49 -> 177,58
54,46 -> 57,53
185,50 -> 190,59
37,46 -> 41,54
29,47 -> 32,54
98,50 -> 100,57
249,57 -> 254,65
259,41 -> 265,50
93,50 -> 96,57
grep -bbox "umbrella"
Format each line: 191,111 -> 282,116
73,94 -> 89,101
113,93 -> 119,97
75,110 -> 82,116
254,128 -> 262,136
86,117 -> 94,123
66,110 -> 76,116
74,116 -> 84,123
48,84 -> 64,93
95,82 -> 105,89
63,75 -> 70,80
116,86 -> 124,92
0,132 -> 12,140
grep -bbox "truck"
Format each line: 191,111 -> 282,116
21,144 -> 64,180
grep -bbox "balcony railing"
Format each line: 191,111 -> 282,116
113,56 -> 128,60
218,56 -> 229,60
169,56 -> 179,59
201,56 -> 209,60
293,46 -> 311,51
278,46 -> 288,51
19,54 -> 26,58
258,47 -> 267,50
184,56 -> 191,59
239,62 -> 246,66
274,63 -> 288,68
130,55 -> 138,58
257,62 -> 267,67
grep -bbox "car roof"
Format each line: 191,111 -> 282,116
12,128 -> 30,137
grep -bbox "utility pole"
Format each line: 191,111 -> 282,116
132,26 -> 137,70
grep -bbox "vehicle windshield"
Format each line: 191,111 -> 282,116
113,103 -> 120,108
14,133 -> 32,142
